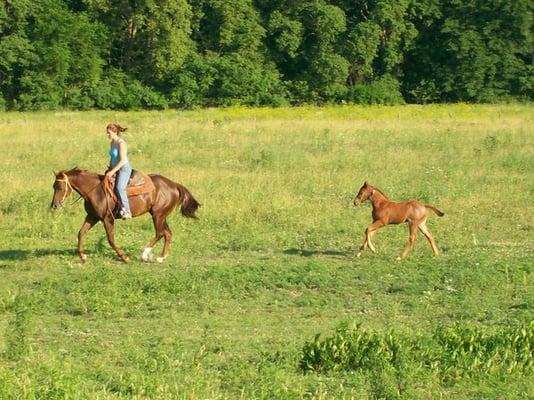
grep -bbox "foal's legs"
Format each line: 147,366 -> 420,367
418,219 -> 440,255
398,220 -> 419,260
357,220 -> 384,257
102,216 -> 129,262
77,215 -> 99,262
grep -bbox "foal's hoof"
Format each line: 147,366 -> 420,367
121,255 -> 130,263
396,256 -> 403,261
156,256 -> 167,263
79,254 -> 88,263
356,252 -> 362,258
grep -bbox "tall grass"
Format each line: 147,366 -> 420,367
0,105 -> 533,398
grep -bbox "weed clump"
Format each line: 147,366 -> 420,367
300,321 -> 534,384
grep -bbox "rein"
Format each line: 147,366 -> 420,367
102,176 -> 117,221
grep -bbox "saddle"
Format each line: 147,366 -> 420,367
104,169 -> 155,197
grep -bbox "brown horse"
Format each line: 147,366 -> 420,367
51,168 -> 199,263
353,182 -> 444,260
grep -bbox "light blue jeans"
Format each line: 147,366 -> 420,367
115,163 -> 132,213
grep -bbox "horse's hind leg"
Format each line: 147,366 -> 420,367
158,221 -> 172,263
102,217 -> 129,262
142,214 -> 164,262
143,213 -> 172,263
398,221 -> 418,260
77,215 -> 98,262
418,219 -> 440,256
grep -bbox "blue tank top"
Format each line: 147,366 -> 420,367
109,139 -> 129,167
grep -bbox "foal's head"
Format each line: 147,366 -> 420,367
51,171 -> 74,209
353,181 -> 375,206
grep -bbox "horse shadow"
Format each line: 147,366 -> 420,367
283,248 -> 349,258
0,248 -> 78,262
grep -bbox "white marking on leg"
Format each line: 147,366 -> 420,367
156,256 -> 167,263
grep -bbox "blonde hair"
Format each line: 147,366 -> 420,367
106,123 -> 128,135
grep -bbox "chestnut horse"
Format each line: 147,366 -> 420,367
51,168 -> 199,263
353,182 -> 444,259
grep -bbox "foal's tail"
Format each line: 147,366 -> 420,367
176,183 -> 200,219
425,205 -> 445,217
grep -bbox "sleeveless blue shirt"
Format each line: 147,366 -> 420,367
109,139 -> 129,168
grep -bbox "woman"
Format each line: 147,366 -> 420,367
105,123 -> 132,219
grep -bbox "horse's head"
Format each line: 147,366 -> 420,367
51,171 -> 73,209
354,181 -> 375,206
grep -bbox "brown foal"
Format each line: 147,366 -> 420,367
353,182 -> 444,259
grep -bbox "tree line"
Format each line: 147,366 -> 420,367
1,0 -> 532,110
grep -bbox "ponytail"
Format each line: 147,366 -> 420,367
106,123 -> 128,136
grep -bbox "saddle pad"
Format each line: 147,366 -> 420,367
127,173 -> 155,197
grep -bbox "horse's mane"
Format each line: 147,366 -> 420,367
57,167 -> 99,177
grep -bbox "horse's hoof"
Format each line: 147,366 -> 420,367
156,256 -> 166,263
356,252 -> 361,258
121,256 -> 130,263
80,254 -> 87,263
141,247 -> 153,262
396,256 -> 402,261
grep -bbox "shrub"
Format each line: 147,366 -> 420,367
347,75 -> 405,105
91,69 -> 167,110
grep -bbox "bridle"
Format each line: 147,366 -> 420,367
55,174 -> 74,205
54,171 -> 116,218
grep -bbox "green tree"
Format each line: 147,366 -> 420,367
0,0 -> 33,109
173,0 -> 285,107
14,0 -> 106,110
83,0 -> 194,84
404,0 -> 533,102
261,1 -> 349,102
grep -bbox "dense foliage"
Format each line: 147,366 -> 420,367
0,0 -> 532,110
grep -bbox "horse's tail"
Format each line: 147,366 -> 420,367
425,205 -> 444,217
176,183 -> 200,219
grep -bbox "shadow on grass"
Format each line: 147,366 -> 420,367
283,248 -> 349,258
0,248 -> 78,261
0,250 -> 32,261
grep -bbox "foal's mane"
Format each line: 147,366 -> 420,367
371,185 -> 389,199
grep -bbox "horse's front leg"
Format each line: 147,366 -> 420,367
102,216 -> 129,262
366,221 -> 384,253
357,221 -> 384,257
356,236 -> 369,257
78,215 -> 99,262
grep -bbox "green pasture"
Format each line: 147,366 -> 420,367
0,105 -> 533,399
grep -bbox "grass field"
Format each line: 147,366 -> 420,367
0,104 -> 533,399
